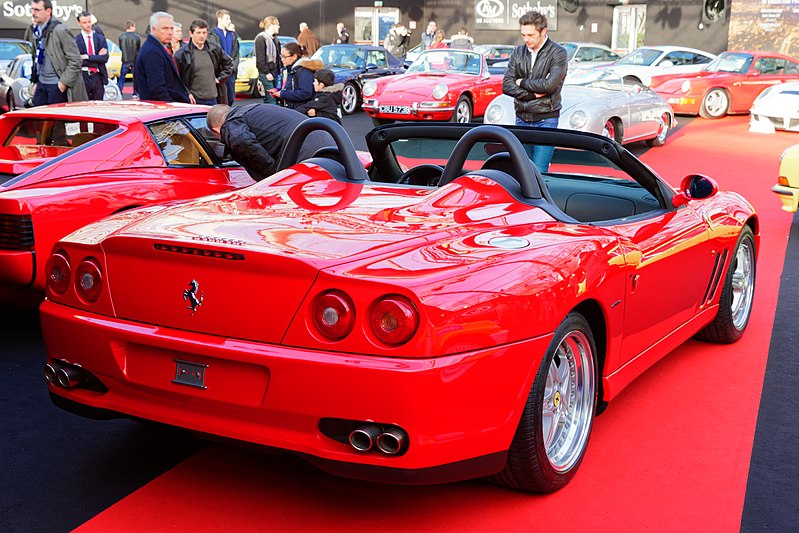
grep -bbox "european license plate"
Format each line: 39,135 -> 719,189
379,105 -> 411,114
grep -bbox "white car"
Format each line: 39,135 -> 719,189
607,45 -> 717,86
563,42 -> 621,69
750,81 -> 799,133
484,69 -> 674,147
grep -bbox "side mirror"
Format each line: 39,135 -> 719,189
672,174 -> 718,207
659,60 -> 674,68
365,63 -> 378,71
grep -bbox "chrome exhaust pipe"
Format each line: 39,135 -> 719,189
349,424 -> 381,452
44,361 -> 63,384
376,428 -> 406,455
56,364 -> 85,389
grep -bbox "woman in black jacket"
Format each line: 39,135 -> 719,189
269,42 -> 320,109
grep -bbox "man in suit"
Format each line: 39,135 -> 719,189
75,11 -> 108,101
134,11 -> 191,103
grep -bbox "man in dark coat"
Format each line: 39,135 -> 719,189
75,11 -> 108,101
135,11 -> 190,103
206,103 -> 334,180
174,19 -> 233,105
117,20 -> 140,94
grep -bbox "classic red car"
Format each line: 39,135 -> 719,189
41,120 -> 757,493
650,51 -> 799,118
361,49 -> 502,124
0,101 -> 253,303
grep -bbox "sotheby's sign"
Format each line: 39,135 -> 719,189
1,0 -> 85,30
474,0 -> 558,31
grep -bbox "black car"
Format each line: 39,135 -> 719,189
311,44 -> 405,114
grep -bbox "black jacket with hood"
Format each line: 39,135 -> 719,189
295,83 -> 343,123
502,38 -> 568,123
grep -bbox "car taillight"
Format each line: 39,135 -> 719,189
312,290 -> 355,340
45,252 -> 71,294
74,258 -> 103,302
370,295 -> 419,346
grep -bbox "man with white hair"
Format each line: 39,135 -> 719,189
297,22 -> 319,55
134,11 -> 191,102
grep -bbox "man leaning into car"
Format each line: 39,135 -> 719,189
502,12 -> 567,172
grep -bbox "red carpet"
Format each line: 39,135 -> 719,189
75,117 -> 798,532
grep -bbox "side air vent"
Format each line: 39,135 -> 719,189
153,243 -> 245,261
0,214 -> 34,251
0,172 -> 17,186
702,249 -> 729,306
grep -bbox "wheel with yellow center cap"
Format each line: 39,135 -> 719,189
494,312 -> 597,492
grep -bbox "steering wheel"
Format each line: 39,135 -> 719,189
438,125 -> 543,199
277,117 -> 368,182
398,164 -> 444,186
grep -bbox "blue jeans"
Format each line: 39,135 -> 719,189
117,62 -> 134,92
515,116 -> 558,173
226,75 -> 236,105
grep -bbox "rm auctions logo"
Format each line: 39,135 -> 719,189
474,0 -> 558,30
2,0 -> 85,25
476,0 -> 505,18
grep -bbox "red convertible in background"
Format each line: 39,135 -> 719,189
0,101 -> 253,303
361,49 -> 502,124
42,120 -> 757,493
650,51 -> 799,118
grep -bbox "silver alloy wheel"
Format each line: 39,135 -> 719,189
703,89 -> 729,118
731,236 -> 755,330
602,119 -> 616,141
342,83 -> 358,114
455,98 -> 471,123
655,114 -> 669,143
543,329 -> 596,472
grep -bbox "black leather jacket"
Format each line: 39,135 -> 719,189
174,40 -> 234,90
502,38 -> 568,123
118,31 -> 140,63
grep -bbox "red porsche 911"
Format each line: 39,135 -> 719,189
361,49 -> 503,124
0,101 -> 253,303
41,120 -> 757,493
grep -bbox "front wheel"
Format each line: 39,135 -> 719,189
699,88 -> 730,119
493,312 -> 598,492
602,118 -> 620,143
341,82 -> 360,114
695,226 -> 756,343
646,113 -> 670,147
451,95 -> 472,123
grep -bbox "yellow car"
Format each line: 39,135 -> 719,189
107,41 -> 121,79
773,144 -> 799,212
235,37 -> 297,98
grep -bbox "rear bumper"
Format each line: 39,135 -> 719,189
0,250 -> 34,287
41,300 -> 550,483
362,101 -> 455,121
772,184 -> 798,212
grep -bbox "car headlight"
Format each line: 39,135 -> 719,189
432,83 -> 448,100
485,104 -> 504,124
20,85 -> 30,100
680,80 -> 691,93
569,110 -> 588,130
362,81 -> 377,97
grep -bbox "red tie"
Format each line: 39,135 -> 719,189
166,45 -> 178,71
86,34 -> 98,72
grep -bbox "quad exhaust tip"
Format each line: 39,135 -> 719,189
348,424 -> 407,455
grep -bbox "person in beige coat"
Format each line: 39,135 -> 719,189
28,0 -> 88,105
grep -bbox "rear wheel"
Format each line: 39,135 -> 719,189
451,95 -> 472,123
695,226 -> 756,343
646,113 -> 670,147
699,88 -> 730,119
341,82 -> 360,114
493,312 -> 597,492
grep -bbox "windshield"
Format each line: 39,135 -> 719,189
562,43 -> 577,60
0,41 -> 30,61
311,46 -> 365,68
565,69 -> 625,91
239,41 -> 254,59
615,48 -> 662,67
703,52 -> 753,74
407,50 -> 483,75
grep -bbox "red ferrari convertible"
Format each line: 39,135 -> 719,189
0,101 -> 253,303
361,49 -> 503,124
41,120 -> 757,493
650,50 -> 799,118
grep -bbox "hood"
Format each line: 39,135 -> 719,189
377,74 -> 461,99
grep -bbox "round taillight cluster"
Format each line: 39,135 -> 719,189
45,252 -> 71,294
312,290 -> 355,340
370,296 -> 419,346
74,258 -> 103,302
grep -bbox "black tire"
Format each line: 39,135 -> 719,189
695,226 -> 756,343
699,88 -> 730,119
493,312 -> 598,492
646,113 -> 670,147
451,95 -> 472,123
341,82 -> 360,115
